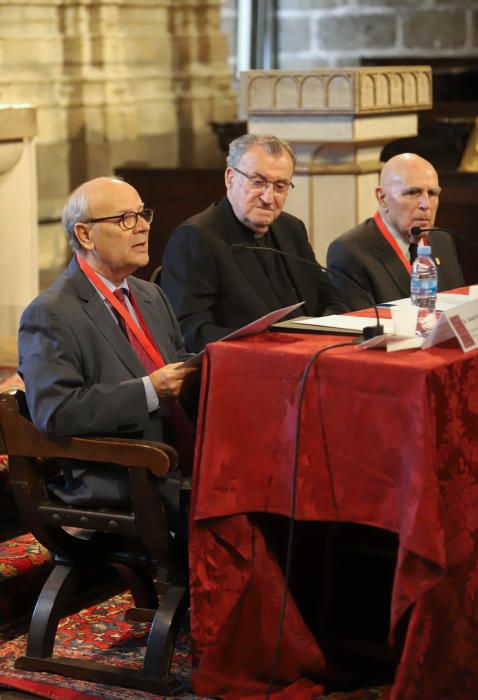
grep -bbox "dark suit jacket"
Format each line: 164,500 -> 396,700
326,217 -> 465,311
161,198 -> 348,352
18,256 -> 189,506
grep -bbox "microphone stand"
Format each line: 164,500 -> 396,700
410,225 -> 476,250
230,243 -> 384,339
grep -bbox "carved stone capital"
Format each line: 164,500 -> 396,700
240,66 -> 432,117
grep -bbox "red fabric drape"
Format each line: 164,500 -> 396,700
189,328 -> 478,699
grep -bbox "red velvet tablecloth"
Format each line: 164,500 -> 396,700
189,330 -> 478,699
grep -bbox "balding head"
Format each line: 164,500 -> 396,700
63,176 -> 150,284
379,153 -> 438,189
376,153 -> 441,242
62,177 -> 128,252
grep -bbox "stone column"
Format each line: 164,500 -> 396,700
0,0 -> 237,288
0,105 -> 38,362
170,0 -> 237,167
240,67 -> 432,263
60,0 -> 179,186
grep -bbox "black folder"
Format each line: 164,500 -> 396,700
270,316 -> 363,337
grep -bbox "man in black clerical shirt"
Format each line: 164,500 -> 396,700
161,133 -> 347,353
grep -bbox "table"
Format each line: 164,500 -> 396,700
189,329 -> 478,700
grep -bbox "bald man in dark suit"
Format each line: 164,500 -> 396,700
327,153 -> 464,310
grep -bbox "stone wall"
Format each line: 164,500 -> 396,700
221,0 -> 478,72
277,0 -> 478,68
0,0 -> 236,286
171,0 -> 238,166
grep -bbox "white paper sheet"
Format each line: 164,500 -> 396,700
423,297 -> 478,352
359,334 -> 424,352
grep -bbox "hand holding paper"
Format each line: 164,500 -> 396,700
179,301 -> 305,367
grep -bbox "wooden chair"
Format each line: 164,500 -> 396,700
149,264 -> 162,285
0,389 -> 188,695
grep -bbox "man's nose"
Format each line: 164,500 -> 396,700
418,192 -> 431,209
260,182 -> 275,202
135,214 -> 150,231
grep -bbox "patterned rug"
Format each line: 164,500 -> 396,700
0,367 -> 22,516
0,590 -> 385,700
0,591 -> 203,700
0,533 -> 52,625
0,367 -> 53,628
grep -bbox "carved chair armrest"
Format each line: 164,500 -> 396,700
0,392 -> 178,477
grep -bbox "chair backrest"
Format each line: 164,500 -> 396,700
0,389 -> 189,694
149,264 -> 162,285
0,390 -> 179,564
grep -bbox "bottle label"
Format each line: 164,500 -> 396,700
411,278 -> 437,295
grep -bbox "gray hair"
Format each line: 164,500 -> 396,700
61,188 -> 90,252
61,176 -> 124,252
227,133 -> 296,170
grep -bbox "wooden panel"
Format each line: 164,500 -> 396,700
365,57 -> 478,169
115,167 -> 225,281
436,170 -> 478,286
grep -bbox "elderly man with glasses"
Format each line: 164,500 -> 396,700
18,176 -> 197,509
161,133 -> 348,353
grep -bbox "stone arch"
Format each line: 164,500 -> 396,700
301,75 -> 325,110
375,73 -> 390,108
403,73 -> 417,105
417,71 -> 431,104
275,76 -> 299,109
360,74 -> 375,110
326,74 -> 352,110
389,73 -> 403,106
248,76 -> 273,110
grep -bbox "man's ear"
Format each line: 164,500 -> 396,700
74,222 -> 94,250
375,185 -> 387,211
224,167 -> 234,191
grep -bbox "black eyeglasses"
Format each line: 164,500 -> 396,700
85,208 -> 154,230
232,167 -> 294,195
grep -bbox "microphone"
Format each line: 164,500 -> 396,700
410,226 -> 454,238
410,225 -> 477,251
230,243 -> 384,339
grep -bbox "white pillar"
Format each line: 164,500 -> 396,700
0,105 -> 38,355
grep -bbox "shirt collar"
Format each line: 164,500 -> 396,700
380,216 -> 410,258
94,271 -> 129,297
225,196 -> 270,239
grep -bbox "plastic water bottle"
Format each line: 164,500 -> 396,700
410,245 -> 437,337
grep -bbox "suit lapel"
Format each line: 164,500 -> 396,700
371,222 -> 410,298
67,258 -> 145,376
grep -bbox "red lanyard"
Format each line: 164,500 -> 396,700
76,255 -> 164,369
373,211 -> 411,274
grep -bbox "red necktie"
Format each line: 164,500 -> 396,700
113,288 -> 163,372
113,288 -> 195,474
